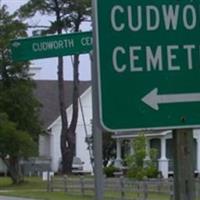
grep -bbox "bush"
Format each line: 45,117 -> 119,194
145,166 -> 159,178
127,167 -> 146,180
126,166 -> 159,180
104,166 -> 118,177
125,134 -> 159,180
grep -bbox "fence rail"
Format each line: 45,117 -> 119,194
47,175 -> 200,200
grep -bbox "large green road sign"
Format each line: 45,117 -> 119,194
95,0 -> 200,131
11,31 -> 92,61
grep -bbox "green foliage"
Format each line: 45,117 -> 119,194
0,113 -> 35,158
103,166 -> 118,177
126,134 -> 159,180
0,4 -> 42,183
0,3 -> 42,140
18,0 -> 91,34
0,113 -> 36,183
0,80 -> 42,140
126,135 -> 146,168
145,165 -> 159,178
0,4 -> 28,79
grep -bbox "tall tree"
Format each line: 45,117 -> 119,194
0,4 -> 41,183
0,4 -> 41,140
18,0 -> 91,173
0,113 -> 35,184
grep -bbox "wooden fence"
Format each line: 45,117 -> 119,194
47,176 -> 200,200
47,175 -> 94,195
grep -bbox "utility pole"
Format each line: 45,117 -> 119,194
173,129 -> 195,200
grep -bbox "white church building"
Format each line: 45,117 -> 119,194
35,80 -> 93,173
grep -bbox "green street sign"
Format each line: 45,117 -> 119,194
95,0 -> 200,131
11,31 -> 92,61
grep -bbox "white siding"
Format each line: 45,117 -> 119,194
39,87 -> 93,173
50,123 -> 62,172
0,158 -> 7,173
39,134 -> 50,158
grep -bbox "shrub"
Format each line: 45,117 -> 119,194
145,166 -> 159,178
127,167 -> 146,180
104,166 -> 118,177
125,134 -> 159,180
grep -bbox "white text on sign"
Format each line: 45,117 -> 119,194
111,4 -> 200,73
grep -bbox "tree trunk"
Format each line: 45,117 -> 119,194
3,157 -> 24,184
62,129 -> 76,173
54,0 -> 70,174
60,54 -> 80,174
58,55 -> 70,174
54,0 -> 81,174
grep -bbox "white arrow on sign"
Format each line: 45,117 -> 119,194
142,88 -> 200,111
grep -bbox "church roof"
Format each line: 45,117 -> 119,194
34,80 -> 91,129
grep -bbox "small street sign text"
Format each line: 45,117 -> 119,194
11,31 -> 92,61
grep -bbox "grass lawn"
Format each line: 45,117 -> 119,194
0,176 -> 46,190
0,176 -> 173,200
104,190 -> 169,200
2,191 -> 92,200
0,176 -> 93,200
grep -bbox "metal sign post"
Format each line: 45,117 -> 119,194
92,0 -> 105,198
90,50 -> 104,200
173,129 -> 195,200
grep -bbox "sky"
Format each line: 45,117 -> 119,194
1,0 -> 91,80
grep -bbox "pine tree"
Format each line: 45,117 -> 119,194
18,0 -> 91,173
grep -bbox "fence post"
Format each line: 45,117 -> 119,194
169,177 -> 174,200
80,175 -> 85,195
137,181 -> 140,199
195,177 -> 197,200
50,175 -> 53,192
157,177 -> 162,193
47,171 -> 50,192
196,174 -> 200,199
143,179 -> 148,200
120,176 -> 125,200
64,175 -> 68,192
